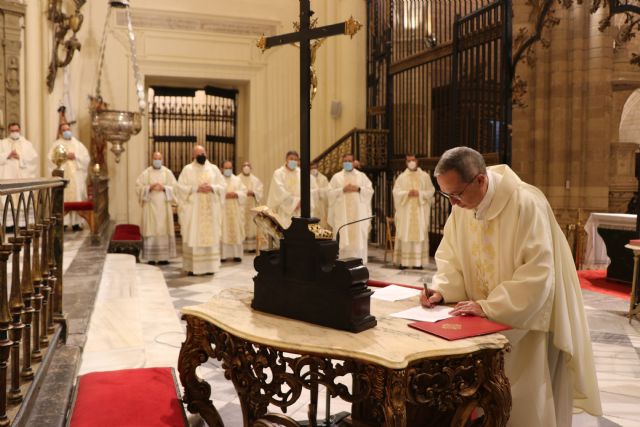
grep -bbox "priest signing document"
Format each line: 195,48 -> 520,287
421,147 -> 601,426
328,153 -> 374,263
177,145 -> 225,275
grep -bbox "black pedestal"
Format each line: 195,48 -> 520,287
598,227 -> 635,284
252,217 -> 377,333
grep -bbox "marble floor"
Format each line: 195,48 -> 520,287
76,237 -> 640,427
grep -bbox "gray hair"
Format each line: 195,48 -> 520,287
434,147 -> 486,182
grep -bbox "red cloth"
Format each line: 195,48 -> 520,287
577,269 -> 630,300
64,201 -> 94,212
112,224 -> 142,241
69,367 -> 187,427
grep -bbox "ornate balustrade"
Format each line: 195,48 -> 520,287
0,177 -> 66,425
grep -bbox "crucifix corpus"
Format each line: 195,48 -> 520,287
257,0 -> 362,219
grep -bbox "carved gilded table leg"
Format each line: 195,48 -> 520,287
178,315 -> 224,427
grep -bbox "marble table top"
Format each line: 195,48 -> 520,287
182,288 -> 509,370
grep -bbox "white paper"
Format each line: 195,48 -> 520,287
371,285 -> 422,301
390,305 -> 453,323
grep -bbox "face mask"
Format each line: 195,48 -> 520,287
9,132 -> 20,140
287,160 -> 298,170
223,168 -> 233,177
196,154 -> 206,165
62,130 -> 72,140
311,169 -> 318,177
343,162 -> 353,172
242,166 -> 251,175
407,160 -> 417,170
152,159 -> 162,169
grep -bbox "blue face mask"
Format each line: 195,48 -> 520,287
343,161 -> 353,172
223,168 -> 233,177
62,130 -> 72,140
152,159 -> 162,169
287,160 -> 298,170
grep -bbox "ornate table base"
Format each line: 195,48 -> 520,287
178,315 -> 511,427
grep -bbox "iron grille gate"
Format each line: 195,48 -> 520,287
365,0 -> 511,254
149,86 -> 238,177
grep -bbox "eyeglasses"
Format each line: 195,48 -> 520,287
439,174 -> 480,201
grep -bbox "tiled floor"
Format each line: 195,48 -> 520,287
77,235 -> 640,426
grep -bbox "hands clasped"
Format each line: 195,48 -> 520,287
197,183 -> 212,193
343,184 -> 359,193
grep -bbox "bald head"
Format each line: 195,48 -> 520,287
193,145 -> 206,158
152,151 -> 163,160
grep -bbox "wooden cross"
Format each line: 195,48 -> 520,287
257,1 -> 362,218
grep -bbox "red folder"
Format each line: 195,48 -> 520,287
409,316 -> 511,340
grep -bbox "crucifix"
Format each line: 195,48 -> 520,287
258,1 -> 362,219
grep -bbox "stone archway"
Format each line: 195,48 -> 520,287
610,89 -> 640,212
620,89 -> 640,144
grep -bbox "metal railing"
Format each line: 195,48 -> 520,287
0,177 -> 66,424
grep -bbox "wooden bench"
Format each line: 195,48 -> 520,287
107,224 -> 143,262
68,367 -> 188,427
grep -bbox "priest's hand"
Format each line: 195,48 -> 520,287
8,150 -> 19,160
247,190 -> 255,197
67,152 -> 76,160
197,183 -> 212,193
343,184 -> 359,193
225,192 -> 238,199
449,301 -> 486,317
151,183 -> 164,192
409,189 -> 419,197
420,289 -> 443,308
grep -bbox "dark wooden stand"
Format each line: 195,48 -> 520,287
252,217 -> 376,333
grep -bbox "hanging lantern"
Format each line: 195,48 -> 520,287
92,0 -> 146,163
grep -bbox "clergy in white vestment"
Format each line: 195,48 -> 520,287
421,147 -> 601,427
266,150 -> 318,229
176,145 -> 225,275
238,161 -> 264,252
135,152 -> 177,264
392,154 -> 435,269
0,123 -> 39,227
310,162 -> 330,230
48,123 -> 90,229
220,160 -> 247,262
327,153 -> 374,264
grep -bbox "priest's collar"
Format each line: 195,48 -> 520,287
474,170 -> 498,220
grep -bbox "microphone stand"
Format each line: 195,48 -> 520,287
335,216 -> 375,248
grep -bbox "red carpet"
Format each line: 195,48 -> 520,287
577,270 -> 631,300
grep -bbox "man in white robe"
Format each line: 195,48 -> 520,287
176,146 -> 225,275
238,161 -> 264,252
266,150 -> 317,229
421,147 -> 601,427
311,162 -> 330,229
327,153 -> 374,264
135,152 -> 177,264
0,123 -> 39,227
392,154 -> 435,269
221,160 -> 247,262
48,123 -> 90,230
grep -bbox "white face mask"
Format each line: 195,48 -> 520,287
9,132 -> 20,140
223,168 -> 233,177
407,160 -> 417,170
242,165 -> 251,175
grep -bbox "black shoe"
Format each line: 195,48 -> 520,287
72,224 -> 82,232
399,265 -> 407,270
148,261 -> 157,265
187,271 -> 194,276
205,272 -> 215,276
158,260 -> 170,265
63,225 -> 68,231
221,258 -> 229,263
233,257 -> 242,262
246,250 -> 256,254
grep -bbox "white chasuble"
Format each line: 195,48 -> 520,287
135,166 -> 177,261
0,137 -> 39,227
266,166 -> 317,229
311,172 -> 330,229
238,173 -> 264,251
392,168 -> 435,267
431,166 -> 601,427
221,174 -> 247,259
327,170 -> 374,264
47,137 -> 90,226
177,161 -> 225,274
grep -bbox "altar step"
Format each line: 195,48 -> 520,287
79,254 -> 184,375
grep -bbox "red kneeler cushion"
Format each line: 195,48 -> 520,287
64,201 -> 94,212
69,367 -> 187,427
112,224 -> 142,241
